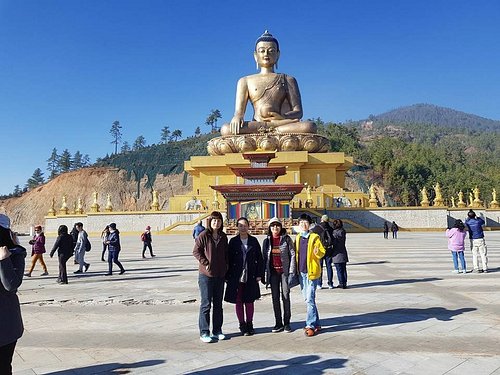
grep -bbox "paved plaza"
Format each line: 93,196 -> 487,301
11,231 -> 500,374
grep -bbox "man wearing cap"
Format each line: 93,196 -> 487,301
295,213 -> 326,337
141,225 -> 155,258
0,214 -> 27,373
73,222 -> 90,274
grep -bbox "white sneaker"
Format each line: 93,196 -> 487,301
199,334 -> 213,343
214,332 -> 226,340
462,270 -> 467,274
451,270 -> 459,274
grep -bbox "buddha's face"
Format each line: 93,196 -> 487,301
254,41 -> 280,68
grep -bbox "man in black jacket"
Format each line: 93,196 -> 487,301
311,215 -> 334,289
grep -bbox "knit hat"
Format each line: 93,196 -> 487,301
146,225 -> 151,230
268,217 -> 282,227
0,214 -> 10,229
321,214 -> 329,222
109,223 -> 117,230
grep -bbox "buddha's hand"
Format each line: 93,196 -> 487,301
266,112 -> 299,127
229,116 -> 244,135
0,246 -> 11,261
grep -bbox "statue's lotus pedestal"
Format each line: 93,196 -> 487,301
207,133 -> 330,155
168,148 -> 367,214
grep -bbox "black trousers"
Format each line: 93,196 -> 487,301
270,270 -> 291,326
0,341 -> 17,375
142,241 -> 154,257
58,253 -> 69,283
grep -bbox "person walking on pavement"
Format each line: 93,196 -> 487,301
105,223 -> 125,276
73,222 -> 90,274
391,221 -> 399,239
24,225 -> 48,277
465,210 -> 488,273
0,214 -> 27,375
192,220 -> 205,240
49,225 -> 74,284
100,225 -> 109,262
192,211 -> 229,343
383,221 -> 389,239
262,217 -> 296,333
331,219 -> 350,289
141,226 -> 155,258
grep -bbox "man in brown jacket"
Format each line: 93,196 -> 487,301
192,211 -> 228,343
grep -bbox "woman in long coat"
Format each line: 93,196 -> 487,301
331,219 -> 349,289
49,225 -> 74,284
224,217 -> 264,336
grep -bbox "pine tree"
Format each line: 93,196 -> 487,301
171,129 -> 182,141
133,136 -> 146,150
26,168 -> 45,189
58,149 -> 72,173
13,185 -> 21,197
121,141 -> 131,153
47,148 -> 60,179
72,151 -> 83,169
160,126 -> 171,144
194,126 -> 201,137
110,120 -> 122,154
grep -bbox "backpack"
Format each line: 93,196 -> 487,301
320,226 -> 334,257
85,238 -> 92,252
141,232 -> 146,241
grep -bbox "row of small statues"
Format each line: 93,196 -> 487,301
420,184 -> 498,208
47,190 -> 161,216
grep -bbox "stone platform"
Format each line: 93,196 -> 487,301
13,232 -> 500,374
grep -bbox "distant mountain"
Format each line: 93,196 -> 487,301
370,104 -> 500,132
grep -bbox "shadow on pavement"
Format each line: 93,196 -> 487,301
348,277 -> 442,289
350,260 -> 389,266
45,359 -> 166,374
184,355 -> 347,374
322,307 -> 476,332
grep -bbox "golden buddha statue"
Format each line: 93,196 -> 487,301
221,31 -> 316,136
209,31 -> 328,155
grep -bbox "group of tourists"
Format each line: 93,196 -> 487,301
383,221 -> 399,239
192,211 -> 350,343
446,209 -> 489,274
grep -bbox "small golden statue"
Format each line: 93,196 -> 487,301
420,187 -> 430,207
468,192 -> 474,207
491,188 -> 499,208
59,194 -> 69,215
450,196 -> 456,208
433,183 -> 444,207
47,197 -> 56,216
105,194 -> 113,212
305,183 -> 313,204
457,190 -> 466,208
151,189 -> 160,211
368,185 -> 378,208
90,191 -> 100,212
212,190 -> 220,210
75,198 -> 84,214
472,186 -> 483,208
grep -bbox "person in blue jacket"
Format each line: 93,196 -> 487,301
465,210 -> 488,273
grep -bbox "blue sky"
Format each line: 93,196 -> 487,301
1,0 -> 499,195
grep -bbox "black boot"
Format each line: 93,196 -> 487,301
246,321 -> 255,336
239,322 -> 247,335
